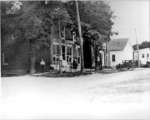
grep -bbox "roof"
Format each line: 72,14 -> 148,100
107,38 -> 129,51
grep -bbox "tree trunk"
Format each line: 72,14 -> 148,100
91,44 -> 95,68
30,55 -> 36,74
30,43 -> 36,74
94,43 -> 97,71
49,24 -> 54,66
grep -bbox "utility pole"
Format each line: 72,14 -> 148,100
75,0 -> 84,72
134,28 -> 140,67
105,40 -> 108,67
58,18 -> 62,73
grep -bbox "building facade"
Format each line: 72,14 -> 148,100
107,38 -> 133,68
134,48 -> 150,65
1,22 -> 81,75
49,24 -> 81,72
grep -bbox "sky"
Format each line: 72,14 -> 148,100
108,0 -> 150,45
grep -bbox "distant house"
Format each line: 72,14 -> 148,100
107,38 -> 133,67
133,48 -> 150,65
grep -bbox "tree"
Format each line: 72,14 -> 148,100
65,1 -> 114,37
65,1 -> 114,68
1,1 -> 30,72
1,1 -> 72,74
16,1 -> 71,73
2,1 -> 114,73
14,1 -> 49,73
133,41 -> 150,50
1,1 -> 51,73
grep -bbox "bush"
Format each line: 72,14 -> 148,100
116,60 -> 136,70
142,62 -> 150,68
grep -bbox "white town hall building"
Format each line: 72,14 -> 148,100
107,38 -> 133,68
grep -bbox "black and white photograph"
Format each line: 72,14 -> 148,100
0,0 -> 150,119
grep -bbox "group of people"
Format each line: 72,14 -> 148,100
40,56 -> 103,72
39,58 -> 79,72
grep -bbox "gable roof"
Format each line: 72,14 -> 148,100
107,38 -> 128,51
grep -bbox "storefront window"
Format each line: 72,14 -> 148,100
112,54 -> 115,62
67,47 -> 72,63
62,45 -> 66,60
77,48 -> 80,64
142,54 -> 145,58
53,44 -> 59,64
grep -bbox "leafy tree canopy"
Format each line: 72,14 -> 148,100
133,41 -> 150,50
2,1 -> 114,44
65,0 -> 114,48
1,1 -> 71,47
65,1 -> 114,36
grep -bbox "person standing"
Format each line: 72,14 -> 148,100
40,58 -> 45,72
73,58 -> 78,70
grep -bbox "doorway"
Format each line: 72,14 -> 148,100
83,39 -> 92,68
